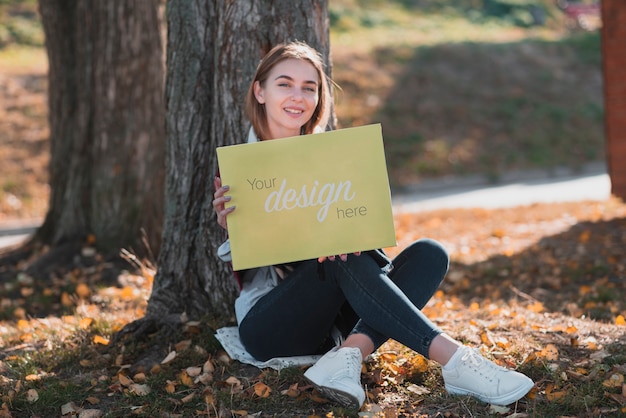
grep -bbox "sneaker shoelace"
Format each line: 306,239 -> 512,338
461,349 -> 502,383
340,349 -> 362,379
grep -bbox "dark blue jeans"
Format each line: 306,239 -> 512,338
239,239 -> 449,362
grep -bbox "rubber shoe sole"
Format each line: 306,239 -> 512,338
445,376 -> 534,405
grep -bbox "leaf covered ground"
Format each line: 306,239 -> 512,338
1,198 -> 625,418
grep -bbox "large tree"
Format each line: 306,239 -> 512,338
601,0 -> 626,200
121,0 -> 331,340
32,0 -> 165,270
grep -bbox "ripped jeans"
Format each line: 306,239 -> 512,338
238,238 -> 449,362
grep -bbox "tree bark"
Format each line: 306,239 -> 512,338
601,0 -> 626,200
144,0 -> 332,320
37,0 -> 165,260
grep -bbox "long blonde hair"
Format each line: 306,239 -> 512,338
245,41 -> 331,140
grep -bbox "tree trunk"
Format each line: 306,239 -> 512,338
144,0 -> 332,320
601,0 -> 626,200
37,0 -> 165,260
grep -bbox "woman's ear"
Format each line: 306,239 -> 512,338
253,81 -> 265,104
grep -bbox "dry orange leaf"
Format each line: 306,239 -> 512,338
118,373 -> 133,387
133,372 -> 146,382
93,335 -> 109,345
540,344 -> 559,361
615,315 -> 625,326
225,376 -> 243,392
545,383 -> 566,401
165,381 -> 176,394
603,373 -> 624,388
179,370 -> 194,387
281,383 -> 301,397
79,317 -> 94,329
175,339 -> 192,352
254,382 -> 272,398
479,330 -> 494,346
61,291 -> 73,307
409,354 -> 430,373
75,283 -> 91,298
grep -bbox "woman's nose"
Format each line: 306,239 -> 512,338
291,88 -> 303,100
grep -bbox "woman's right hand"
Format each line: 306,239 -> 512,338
213,176 -> 235,230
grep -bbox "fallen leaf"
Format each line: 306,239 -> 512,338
75,283 -> 91,298
186,366 -> 202,377
539,344 -> 559,361
93,335 -> 109,345
78,409 -> 103,418
281,383 -> 301,397
225,376 -> 243,393
26,389 -> 38,403
161,350 -> 177,364
488,404 -> 509,414
165,380 -> 176,394
603,373 -> 624,388
175,339 -> 192,352
203,359 -> 215,373
61,402 -> 80,416
129,383 -> 151,396
254,382 -> 271,398
85,396 -> 100,405
195,372 -> 213,385
180,370 -> 194,387
406,384 -> 430,396
133,372 -> 146,382
118,373 -> 133,387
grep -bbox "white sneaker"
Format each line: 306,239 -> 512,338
442,346 -> 534,405
304,346 -> 365,408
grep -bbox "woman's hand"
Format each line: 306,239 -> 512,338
317,252 -> 361,263
213,177 -> 235,230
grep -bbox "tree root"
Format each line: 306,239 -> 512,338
111,313 -> 187,374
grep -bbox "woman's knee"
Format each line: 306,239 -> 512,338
404,238 -> 449,269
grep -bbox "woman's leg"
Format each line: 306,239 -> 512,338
321,250 -> 446,359
238,260 -> 349,361
341,239 -> 450,355
307,240 -> 533,408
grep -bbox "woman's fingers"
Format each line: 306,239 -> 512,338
213,177 -> 233,230
317,252 -> 361,263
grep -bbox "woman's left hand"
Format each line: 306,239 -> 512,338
317,252 -> 361,263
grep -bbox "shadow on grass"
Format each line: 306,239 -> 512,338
356,32 -> 604,187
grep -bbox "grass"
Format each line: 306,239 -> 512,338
329,0 -> 604,187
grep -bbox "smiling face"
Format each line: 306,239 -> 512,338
253,58 -> 320,140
